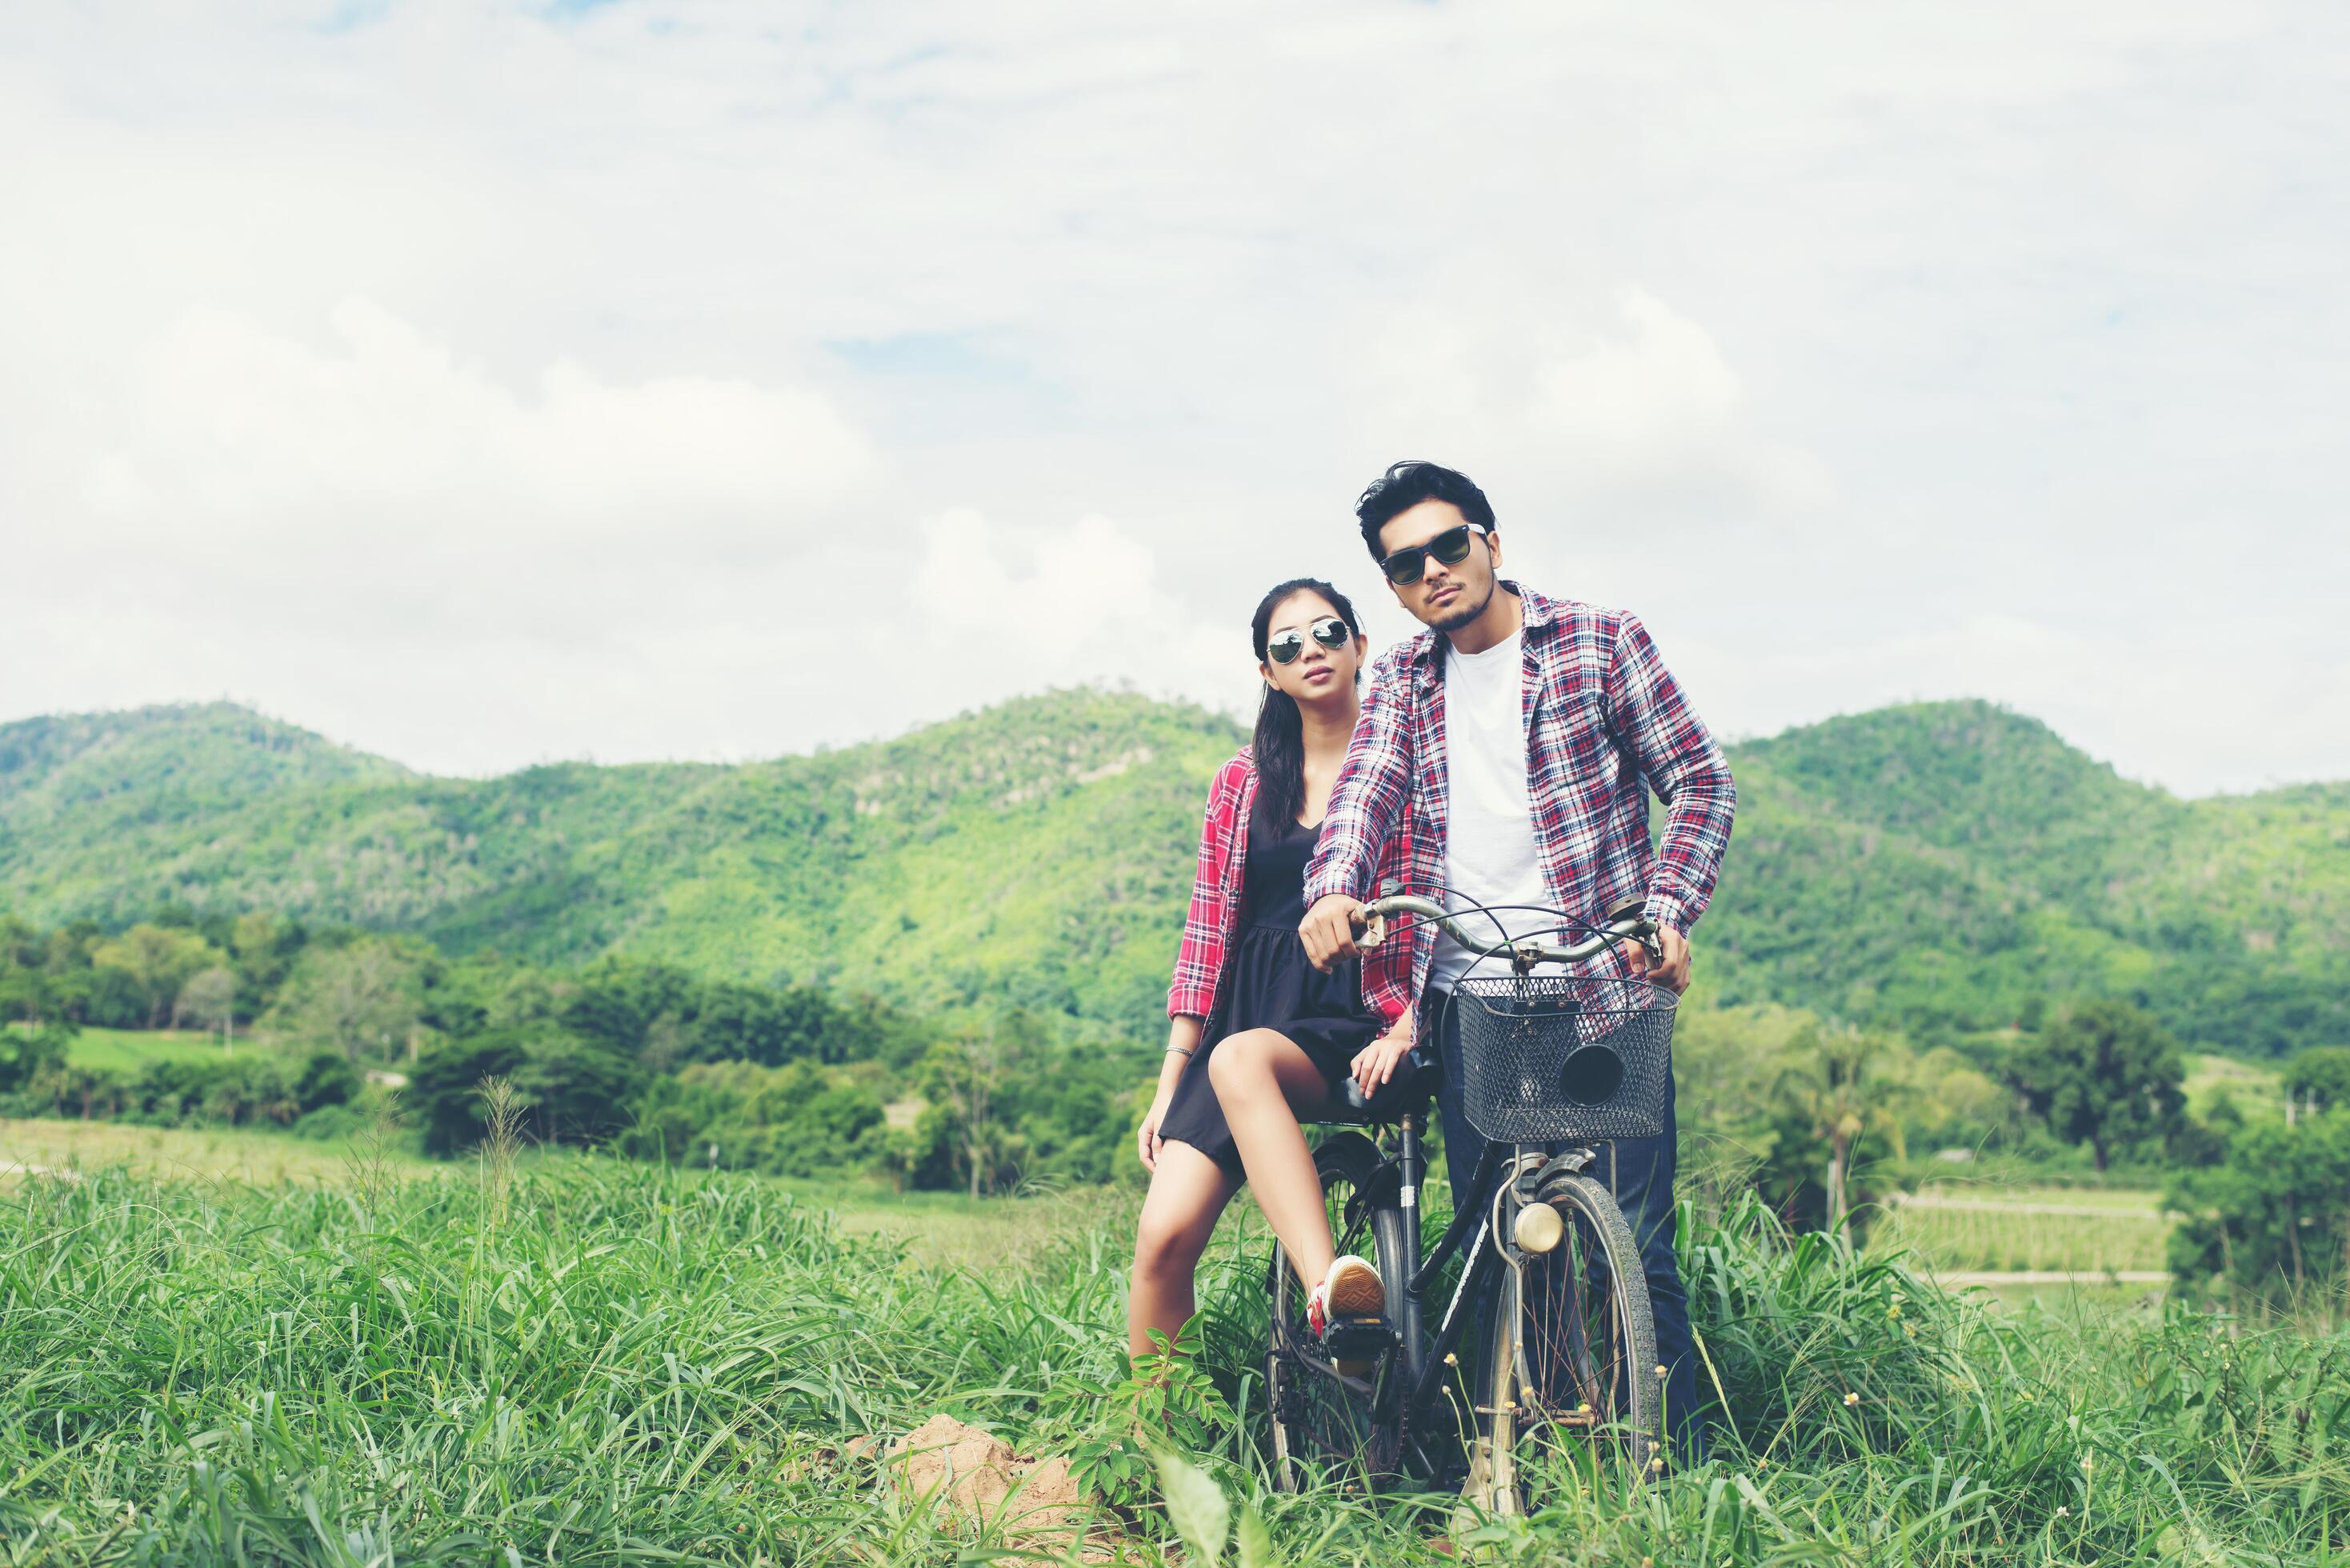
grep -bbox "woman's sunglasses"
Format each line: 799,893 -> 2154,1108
1266,617 -> 1354,665
1380,522 -> 1487,586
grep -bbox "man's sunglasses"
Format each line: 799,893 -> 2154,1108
1266,617 -> 1354,665
1380,522 -> 1488,586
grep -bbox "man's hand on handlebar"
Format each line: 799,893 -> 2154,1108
1623,923 -> 1692,993
1299,893 -> 1366,973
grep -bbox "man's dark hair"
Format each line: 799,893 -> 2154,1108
1354,461 -> 1497,564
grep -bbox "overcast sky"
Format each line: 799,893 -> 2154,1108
3,1 -> 2344,796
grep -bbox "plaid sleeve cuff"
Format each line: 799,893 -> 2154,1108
1643,893 -> 1695,934
1302,865 -> 1363,907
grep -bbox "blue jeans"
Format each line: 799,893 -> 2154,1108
1427,989 -> 1706,1462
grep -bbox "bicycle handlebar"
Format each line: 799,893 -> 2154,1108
1354,893 -> 1658,971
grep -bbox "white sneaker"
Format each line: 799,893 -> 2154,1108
1306,1254 -> 1386,1338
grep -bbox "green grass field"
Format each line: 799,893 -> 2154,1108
2186,1050 -> 2287,1119
62,1025 -> 261,1074
2,1118 -> 2343,1564
0,1114 -> 430,1187
1868,1184 -> 2176,1278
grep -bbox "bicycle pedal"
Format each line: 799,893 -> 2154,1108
1322,1318 -> 1394,1359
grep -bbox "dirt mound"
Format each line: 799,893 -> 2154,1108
886,1414 -> 1092,1541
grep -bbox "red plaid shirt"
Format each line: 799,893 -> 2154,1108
1167,748 -> 1414,1027
1303,585 -> 1736,1026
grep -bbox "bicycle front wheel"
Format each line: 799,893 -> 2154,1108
1479,1170 -> 1659,1511
1265,1131 -> 1407,1492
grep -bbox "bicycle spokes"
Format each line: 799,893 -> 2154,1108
1518,1216 -> 1623,1432
1491,1174 -> 1662,1502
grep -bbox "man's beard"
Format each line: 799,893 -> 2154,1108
1430,578 -> 1495,635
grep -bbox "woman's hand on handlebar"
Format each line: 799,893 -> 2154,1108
1623,923 -> 1692,993
1349,1017 -> 1415,1101
1299,893 -> 1367,972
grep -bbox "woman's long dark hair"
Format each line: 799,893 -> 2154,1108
1250,578 -> 1365,827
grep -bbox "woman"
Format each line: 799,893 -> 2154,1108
1128,578 -> 1416,1361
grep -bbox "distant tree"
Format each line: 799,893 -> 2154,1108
0,1018 -> 73,1094
0,966 -> 60,1028
919,1013 -> 1030,1199
0,916 -> 45,978
81,966 -> 151,1030
639,1013 -> 690,1075
411,1034 -> 530,1156
230,910 -> 282,963
293,1050 -> 362,1113
2285,1046 -> 2350,1118
2168,1110 -> 2350,1300
872,1102 -> 959,1193
228,910 -> 305,1009
2006,1000 -> 2187,1171
174,967 -> 238,1045
510,1034 -> 643,1147
90,924 -> 220,1028
276,940 -> 426,1062
1769,1022 -> 1912,1231
410,1026 -> 640,1155
561,984 -> 647,1057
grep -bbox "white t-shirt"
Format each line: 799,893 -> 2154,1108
1426,629 -> 1555,991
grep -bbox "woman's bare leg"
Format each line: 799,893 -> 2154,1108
1127,1138 -> 1243,1362
1209,1028 -> 1338,1290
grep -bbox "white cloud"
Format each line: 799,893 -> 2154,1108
0,0 -> 2344,795
1534,291 -> 1746,449
1362,288 -> 1836,519
908,509 -> 1242,719
9,294 -> 877,771
79,298 -> 868,542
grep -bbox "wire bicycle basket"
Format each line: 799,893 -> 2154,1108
1453,970 -> 1677,1143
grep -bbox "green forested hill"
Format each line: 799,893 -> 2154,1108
2,693 -> 2344,1054
0,693 -> 1239,1031
1707,705 -> 2349,1053
0,702 -> 409,842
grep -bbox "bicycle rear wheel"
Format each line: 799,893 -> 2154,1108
1265,1132 -> 1407,1492
1476,1170 -> 1659,1511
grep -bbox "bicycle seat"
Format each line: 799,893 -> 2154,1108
1319,1043 -> 1442,1126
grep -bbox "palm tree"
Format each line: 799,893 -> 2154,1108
1772,1023 -> 1911,1233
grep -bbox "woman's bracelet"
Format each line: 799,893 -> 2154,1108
1166,1045 -> 1194,1058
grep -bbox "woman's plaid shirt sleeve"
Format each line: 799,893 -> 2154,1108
1167,760 -> 1244,1019
1607,610 -> 1736,933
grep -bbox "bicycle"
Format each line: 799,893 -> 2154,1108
1261,891 -> 1677,1514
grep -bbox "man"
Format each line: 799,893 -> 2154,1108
1299,460 -> 1735,1460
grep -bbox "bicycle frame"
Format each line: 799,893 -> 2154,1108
1377,1134 -> 1612,1444
1295,892 -> 1663,1482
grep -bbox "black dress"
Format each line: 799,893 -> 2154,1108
1159,787 -> 1389,1176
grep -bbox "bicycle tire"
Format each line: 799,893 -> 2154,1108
1475,1170 -> 1659,1512
1265,1132 -> 1407,1492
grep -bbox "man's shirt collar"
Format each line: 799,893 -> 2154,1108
1410,580 -> 1552,686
